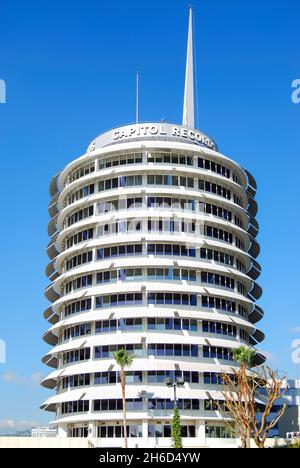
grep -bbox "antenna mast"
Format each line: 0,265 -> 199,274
136,72 -> 140,124
182,6 -> 195,128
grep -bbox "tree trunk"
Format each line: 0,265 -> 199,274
241,364 -> 251,448
121,367 -> 128,449
241,434 -> 247,449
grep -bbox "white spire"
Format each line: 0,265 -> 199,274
182,7 -> 195,128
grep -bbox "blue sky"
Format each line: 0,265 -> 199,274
0,0 -> 299,432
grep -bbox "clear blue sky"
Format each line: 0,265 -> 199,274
0,0 -> 299,432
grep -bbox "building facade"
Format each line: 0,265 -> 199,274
268,380 -> 300,439
41,9 -> 265,448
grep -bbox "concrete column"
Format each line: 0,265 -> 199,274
142,420 -> 148,447
88,421 -> 96,439
58,425 -> 68,438
195,420 -> 206,446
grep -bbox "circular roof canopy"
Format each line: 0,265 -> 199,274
88,123 -> 218,153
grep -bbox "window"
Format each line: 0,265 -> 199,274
148,344 -> 198,358
97,425 -> 142,438
63,323 -> 92,341
97,244 -> 143,261
93,399 -> 142,412
65,274 -> 93,294
64,298 -> 92,318
62,348 -> 90,364
67,205 -> 94,227
68,427 -> 89,438
96,293 -> 143,309
202,321 -> 236,337
95,345 -> 143,359
147,293 -> 197,307
203,346 -> 234,361
147,244 -> 196,258
98,175 -> 143,192
197,156 -> 239,183
67,162 -> 95,185
148,425 -> 196,438
203,372 -> 226,386
198,179 -> 231,201
61,400 -> 89,415
205,425 -> 234,439
99,153 -> 142,170
65,251 -> 93,272
67,184 -> 95,206
62,374 -> 90,389
201,295 -> 237,314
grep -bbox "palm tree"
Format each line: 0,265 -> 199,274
233,346 -> 256,448
114,349 -> 135,449
233,347 -> 256,369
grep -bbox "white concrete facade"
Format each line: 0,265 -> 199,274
41,123 -> 265,448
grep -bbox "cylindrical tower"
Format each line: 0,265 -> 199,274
41,123 -> 265,448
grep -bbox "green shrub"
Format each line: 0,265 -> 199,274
171,406 -> 182,449
289,440 -> 300,448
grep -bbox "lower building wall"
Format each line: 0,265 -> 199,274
278,406 -> 300,437
0,437 -> 91,449
0,437 -> 289,449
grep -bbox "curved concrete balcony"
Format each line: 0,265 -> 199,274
249,305 -> 264,324
247,258 -> 261,281
49,173 -> 61,198
247,214 -> 259,239
248,282 -> 263,301
49,192 -> 60,218
42,353 -> 58,369
43,329 -> 58,346
48,215 -> 59,237
250,328 -> 265,345
244,168 -> 257,198
57,164 -> 249,213
248,238 -> 260,259
45,284 -> 60,303
247,195 -> 258,218
44,306 -> 59,325
253,352 -> 266,366
47,235 -> 60,260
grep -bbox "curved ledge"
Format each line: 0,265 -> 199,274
251,328 -> 265,344
247,196 -> 258,218
254,352 -> 266,367
47,235 -> 60,261
45,332 -> 251,359
48,215 -> 59,238
49,173 -> 61,198
248,282 -> 263,301
57,165 -> 248,212
248,238 -> 260,259
45,284 -> 60,303
49,193 -> 59,220
46,260 -> 55,278
249,305 -> 264,324
41,358 -> 242,392
42,354 -> 58,369
247,214 -> 259,239
43,329 -> 58,346
243,168 -> 257,197
44,306 -> 59,325
247,258 -> 261,281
